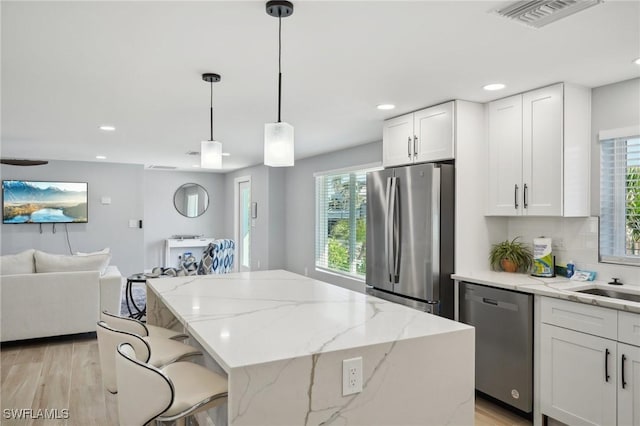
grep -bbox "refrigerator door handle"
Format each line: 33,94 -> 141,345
392,177 -> 400,283
385,177 -> 393,283
431,167 -> 441,299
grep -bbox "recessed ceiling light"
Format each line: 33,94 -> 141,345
483,83 -> 506,91
634,57 -> 640,65
377,104 -> 395,110
99,125 -> 116,131
222,152 -> 231,157
96,155 -> 107,160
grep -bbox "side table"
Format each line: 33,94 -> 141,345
125,274 -> 147,320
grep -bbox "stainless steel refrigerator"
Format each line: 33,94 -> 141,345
365,163 -> 454,318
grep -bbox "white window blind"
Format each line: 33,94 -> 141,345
600,133 -> 640,266
315,168 -> 374,279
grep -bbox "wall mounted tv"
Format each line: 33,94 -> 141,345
2,180 -> 88,224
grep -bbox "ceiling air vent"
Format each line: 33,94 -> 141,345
147,165 -> 178,170
492,0 -> 602,28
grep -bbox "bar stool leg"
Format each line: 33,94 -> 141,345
125,280 -> 134,317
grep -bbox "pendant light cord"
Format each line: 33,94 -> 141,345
277,13 -> 282,123
209,81 -> 214,141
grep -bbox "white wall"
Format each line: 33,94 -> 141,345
143,170 -> 225,270
454,100 -> 508,273
508,77 -> 640,286
1,161 -> 144,276
284,141 -> 382,292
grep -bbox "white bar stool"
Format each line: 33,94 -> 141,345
96,321 -> 200,394
116,342 -> 228,426
101,310 -> 189,341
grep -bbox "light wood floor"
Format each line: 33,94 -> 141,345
1,336 -> 532,426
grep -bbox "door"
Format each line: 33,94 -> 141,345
234,177 -> 251,272
487,94 -> 523,215
541,324 -> 617,426
394,163 -> 436,302
522,83 -> 563,216
618,342 -> 640,426
366,168 -> 395,292
383,113 -> 414,168
414,102 -> 454,163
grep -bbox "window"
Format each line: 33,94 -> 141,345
600,127 -> 640,266
315,165 -> 379,279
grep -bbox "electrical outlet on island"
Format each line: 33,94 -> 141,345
342,357 -> 363,396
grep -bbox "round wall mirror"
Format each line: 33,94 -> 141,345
173,183 -> 209,218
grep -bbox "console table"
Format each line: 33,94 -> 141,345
164,237 -> 215,268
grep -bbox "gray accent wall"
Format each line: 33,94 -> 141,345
143,170 -> 225,270
590,77 -> 640,215
1,161 -> 144,276
223,165 -> 285,271
284,141 -> 382,292
0,162 -> 226,277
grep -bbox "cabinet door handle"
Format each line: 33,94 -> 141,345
605,348 -> 610,382
523,183 -> 528,209
407,137 -> 412,159
622,354 -> 627,389
413,135 -> 418,157
514,184 -> 519,209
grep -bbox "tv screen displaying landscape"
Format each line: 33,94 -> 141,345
2,180 -> 88,224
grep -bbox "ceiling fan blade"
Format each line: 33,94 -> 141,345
0,159 -> 49,166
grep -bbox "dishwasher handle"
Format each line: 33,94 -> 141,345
464,293 -> 519,312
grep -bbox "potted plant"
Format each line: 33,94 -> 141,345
489,237 -> 533,273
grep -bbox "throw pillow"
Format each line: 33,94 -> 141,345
0,249 -> 36,275
34,250 -> 111,275
76,247 -> 111,256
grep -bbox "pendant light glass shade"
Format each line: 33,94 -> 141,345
264,122 -> 294,167
201,140 -> 222,169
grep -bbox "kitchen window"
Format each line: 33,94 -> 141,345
599,126 -> 640,266
315,164 -> 380,279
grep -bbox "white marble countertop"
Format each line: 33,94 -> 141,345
148,270 -> 472,371
452,271 -> 640,313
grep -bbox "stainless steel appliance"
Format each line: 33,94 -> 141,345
459,282 -> 533,414
365,163 -> 454,318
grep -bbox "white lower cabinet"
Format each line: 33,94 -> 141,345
541,323 -> 617,426
540,297 -> 640,426
618,343 -> 640,426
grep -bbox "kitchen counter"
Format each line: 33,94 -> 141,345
452,271 -> 640,314
147,270 -> 474,426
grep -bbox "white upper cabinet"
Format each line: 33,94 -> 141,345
487,94 -> 523,215
522,85 -> 563,215
383,101 -> 455,167
382,114 -> 414,168
486,83 -> 591,217
414,102 -> 454,163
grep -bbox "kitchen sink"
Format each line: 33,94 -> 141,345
575,288 -> 640,303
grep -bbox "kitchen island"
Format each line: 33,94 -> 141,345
146,270 -> 474,426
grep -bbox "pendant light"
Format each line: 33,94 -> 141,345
201,73 -> 222,169
264,0 -> 294,167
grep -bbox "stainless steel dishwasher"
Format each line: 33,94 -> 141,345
459,281 -> 533,414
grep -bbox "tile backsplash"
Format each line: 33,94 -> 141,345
507,216 -> 639,286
